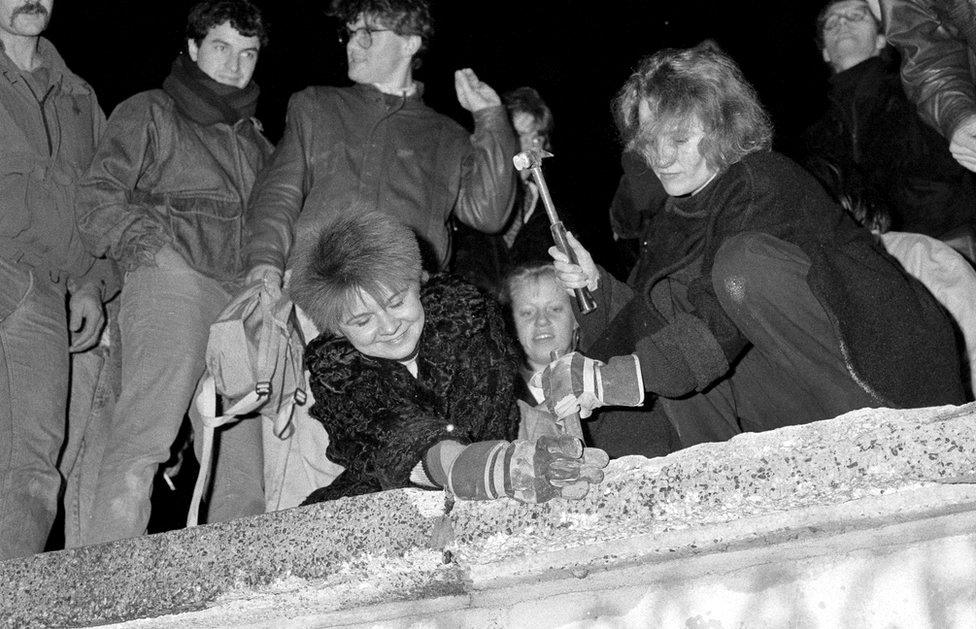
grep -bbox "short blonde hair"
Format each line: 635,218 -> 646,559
289,211 -> 422,333
499,263 -> 560,308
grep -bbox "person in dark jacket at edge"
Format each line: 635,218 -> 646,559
453,86 -> 565,294
76,0 -> 273,544
290,212 -> 610,505
0,0 -> 118,560
536,45 -> 965,448
879,0 -> 976,174
801,0 -> 976,248
243,0 -> 517,301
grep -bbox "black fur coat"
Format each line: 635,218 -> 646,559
302,275 -> 521,503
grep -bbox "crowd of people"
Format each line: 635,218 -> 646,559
2,0 -> 976,561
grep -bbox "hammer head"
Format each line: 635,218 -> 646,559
512,148 -> 554,172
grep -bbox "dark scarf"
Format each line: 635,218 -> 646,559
162,54 -> 258,126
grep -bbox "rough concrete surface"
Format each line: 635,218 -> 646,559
2,403 -> 975,628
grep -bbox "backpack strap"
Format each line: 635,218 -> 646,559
187,293 -> 308,526
269,325 -> 307,439
187,289 -> 275,528
187,374 -> 273,526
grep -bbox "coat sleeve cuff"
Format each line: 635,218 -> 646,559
636,312 -> 729,397
119,228 -> 169,272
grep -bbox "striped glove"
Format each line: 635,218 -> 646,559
532,352 -> 644,419
424,435 -> 609,503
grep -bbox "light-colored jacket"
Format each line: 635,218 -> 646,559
0,38 -> 114,293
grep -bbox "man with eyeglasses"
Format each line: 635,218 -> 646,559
801,0 -> 976,240
245,0 -> 517,293
880,0 -> 976,174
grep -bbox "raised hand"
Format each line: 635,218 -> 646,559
950,114 -> 976,173
454,68 -> 501,113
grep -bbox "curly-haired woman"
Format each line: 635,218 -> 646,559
539,45 -> 965,447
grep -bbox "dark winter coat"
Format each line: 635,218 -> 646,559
302,275 -> 521,503
452,178 -> 556,294
582,151 -> 964,409
802,56 -> 976,236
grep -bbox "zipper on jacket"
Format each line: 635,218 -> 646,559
21,76 -> 55,156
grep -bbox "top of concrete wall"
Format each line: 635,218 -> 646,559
3,404 -> 975,628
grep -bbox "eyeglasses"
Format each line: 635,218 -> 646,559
338,26 -> 393,48
823,7 -> 872,32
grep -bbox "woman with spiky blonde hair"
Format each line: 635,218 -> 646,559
291,212 -> 609,505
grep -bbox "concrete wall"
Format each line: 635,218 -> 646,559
2,404 -> 975,628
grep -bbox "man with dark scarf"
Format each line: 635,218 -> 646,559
76,0 -> 272,544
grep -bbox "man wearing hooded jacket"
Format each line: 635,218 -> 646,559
77,0 -> 272,543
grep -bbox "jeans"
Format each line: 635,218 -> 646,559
84,256 -> 261,544
0,258 -> 69,560
61,331 -> 118,548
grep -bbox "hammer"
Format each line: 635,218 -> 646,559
513,149 -> 597,314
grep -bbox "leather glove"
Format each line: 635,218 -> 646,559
532,352 -> 644,419
516,399 -> 583,441
425,436 -> 610,503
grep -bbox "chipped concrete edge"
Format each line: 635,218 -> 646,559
459,483 -> 976,587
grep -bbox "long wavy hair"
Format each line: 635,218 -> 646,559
614,45 -> 773,172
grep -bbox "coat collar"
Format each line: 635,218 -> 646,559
0,37 -> 82,93
352,80 -> 426,109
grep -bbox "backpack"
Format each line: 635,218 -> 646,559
188,281 -> 307,526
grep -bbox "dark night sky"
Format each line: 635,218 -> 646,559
45,0 -> 834,272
